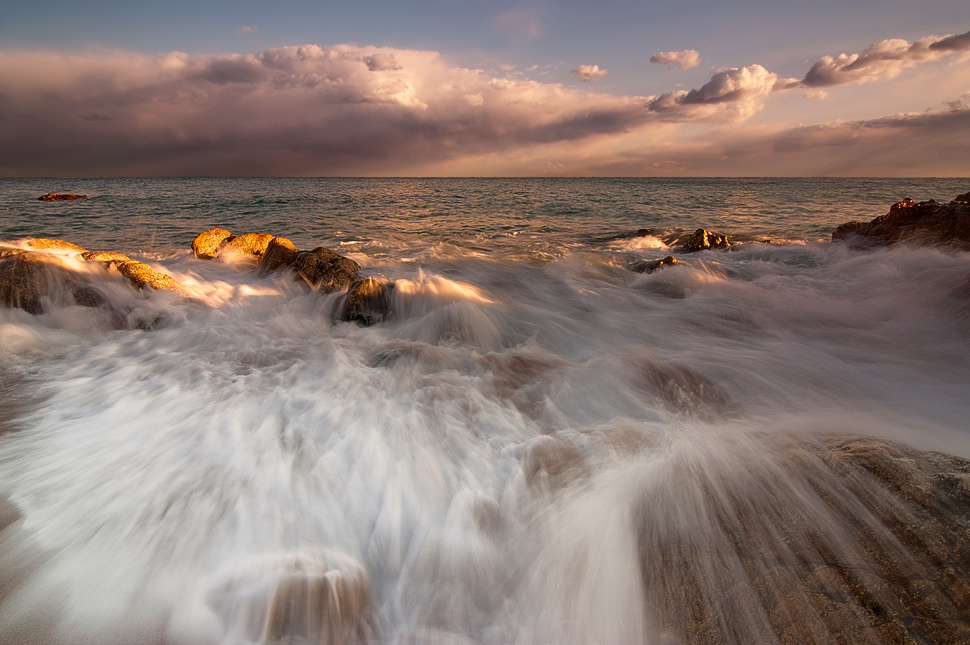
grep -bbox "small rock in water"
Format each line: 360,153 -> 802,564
682,228 -> 730,252
0,252 -> 86,313
113,260 -> 185,294
257,236 -> 300,274
191,228 -> 234,259
37,192 -> 87,201
632,255 -> 683,274
223,232 -> 275,257
338,277 -> 394,325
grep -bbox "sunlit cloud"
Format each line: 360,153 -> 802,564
237,25 -> 257,36
646,64 -> 782,122
804,90 -> 828,100
802,29 -> 970,87
650,49 -> 701,70
571,64 -> 609,82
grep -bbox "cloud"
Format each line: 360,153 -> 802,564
571,64 -> 609,82
237,26 -> 257,36
804,90 -> 828,100
803,29 -> 970,87
0,45 -> 653,176
646,64 -> 781,122
649,49 -> 701,70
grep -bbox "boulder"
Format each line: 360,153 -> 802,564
81,251 -> 131,263
832,194 -> 970,250
191,228 -> 234,259
292,247 -> 360,292
19,238 -> 88,253
683,228 -> 730,252
113,261 -> 185,294
37,192 -> 87,201
338,277 -> 394,325
0,252 -> 92,313
638,435 -> 970,644
632,255 -> 683,274
257,237 -> 300,274
223,232 -> 275,257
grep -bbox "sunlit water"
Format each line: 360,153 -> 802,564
1,178 -> 969,644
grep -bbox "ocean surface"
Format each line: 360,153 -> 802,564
1,177 -> 969,644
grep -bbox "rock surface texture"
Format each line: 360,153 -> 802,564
833,194 -> 970,250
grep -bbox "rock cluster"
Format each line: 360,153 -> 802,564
833,193 -> 970,250
683,228 -> 731,252
37,192 -> 87,201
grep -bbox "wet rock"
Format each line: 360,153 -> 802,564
638,435 -> 970,644
223,232 -> 275,257
264,567 -> 376,644
81,251 -> 131,263
113,261 -> 185,294
37,192 -> 86,201
338,277 -> 394,325
682,228 -> 730,252
257,236 -> 300,274
18,238 -> 88,253
0,252 -> 91,313
632,255 -> 683,274
292,247 -> 360,292
191,228 -> 234,259
832,194 -> 970,250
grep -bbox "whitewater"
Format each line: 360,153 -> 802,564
1,177 -> 969,644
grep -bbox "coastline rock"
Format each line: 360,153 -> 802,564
338,277 -> 394,325
632,255 -> 683,274
0,252 -> 92,313
832,194 -> 970,250
257,237 -> 300,274
113,261 -> 185,294
37,192 -> 87,201
293,247 -> 361,292
639,435 -> 970,644
223,232 -> 275,257
81,251 -> 131,263
683,228 -> 730,252
191,228 -> 234,259
19,238 -> 88,254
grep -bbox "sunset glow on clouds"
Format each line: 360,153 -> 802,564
0,23 -> 968,176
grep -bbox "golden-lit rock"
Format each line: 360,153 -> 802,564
37,192 -> 87,201
224,232 -> 275,257
257,236 -> 300,274
20,238 -> 88,253
81,251 -> 131,263
191,228 -> 234,259
113,261 -> 184,294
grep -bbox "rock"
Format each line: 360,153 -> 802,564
638,435 -> 970,644
223,232 -> 275,257
191,228 -> 234,259
0,252 -> 91,313
37,192 -> 86,201
19,238 -> 88,253
292,247 -> 360,292
338,277 -> 394,325
683,228 -> 730,252
113,261 -> 185,294
832,194 -> 970,250
257,236 -> 300,274
81,251 -> 131,263
632,255 -> 683,274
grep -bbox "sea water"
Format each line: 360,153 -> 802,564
0,177 -> 969,644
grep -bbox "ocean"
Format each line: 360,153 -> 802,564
1,177 -> 969,644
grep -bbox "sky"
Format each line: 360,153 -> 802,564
0,0 -> 968,177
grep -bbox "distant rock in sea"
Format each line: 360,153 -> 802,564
632,255 -> 684,274
833,193 -> 970,250
37,192 -> 87,201
682,228 -> 730,252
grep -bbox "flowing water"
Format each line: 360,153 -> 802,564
0,178 -> 969,644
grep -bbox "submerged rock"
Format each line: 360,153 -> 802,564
832,194 -> 970,250
338,277 -> 395,325
293,247 -> 360,292
683,228 -> 730,252
638,435 -> 970,644
191,228 -> 234,259
632,255 -> 683,274
257,236 -> 300,274
0,252 -> 90,313
37,192 -> 87,201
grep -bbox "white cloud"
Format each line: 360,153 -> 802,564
803,29 -> 970,87
647,64 -> 780,122
571,64 -> 609,82
649,49 -> 701,70
804,90 -> 828,101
